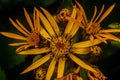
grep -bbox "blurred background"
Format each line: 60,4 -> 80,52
0,0 -> 120,80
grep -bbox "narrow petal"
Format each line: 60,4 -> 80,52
100,29 -> 120,33
87,6 -> 97,30
90,35 -> 95,43
98,3 -> 115,24
71,48 -> 90,54
72,39 -> 104,48
94,5 -> 105,23
68,53 -> 96,72
18,47 -> 50,55
21,54 -> 51,74
23,8 -> 34,31
45,56 -> 57,80
16,19 -> 31,35
64,7 -> 76,35
9,18 -> 30,36
68,12 -> 83,38
57,58 -> 66,78
40,7 -> 60,36
40,27 -> 51,40
99,33 -> 120,42
95,35 -> 107,44
39,10 -> 56,37
33,7 -> 41,33
0,32 -> 26,40
8,42 -> 27,46
75,0 -> 87,23
16,44 -> 30,52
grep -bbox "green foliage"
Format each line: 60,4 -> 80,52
79,67 -> 88,80
111,41 -> 120,47
0,67 -> 7,80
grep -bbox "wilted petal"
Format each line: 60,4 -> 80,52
20,54 -> 51,74
45,56 -> 57,80
68,53 -> 96,72
99,33 -> 120,42
98,3 -> 115,24
18,47 -> 50,55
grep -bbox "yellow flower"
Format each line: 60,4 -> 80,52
0,8 -> 41,52
18,7 -> 104,80
74,0 -> 120,44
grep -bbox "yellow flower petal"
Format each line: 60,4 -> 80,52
33,7 -> 41,33
94,5 -> 105,23
40,7 -> 60,36
75,0 -> 87,23
100,29 -> 120,33
98,3 -> 115,24
68,53 -> 96,72
57,58 -> 66,78
64,7 -> 76,35
87,6 -> 97,30
18,47 -> 50,55
16,44 -> 30,52
45,56 -> 56,80
8,42 -> 27,46
23,8 -> 34,31
99,33 -> 120,42
95,35 -> 107,44
39,10 -> 56,37
70,48 -> 90,54
72,39 -> 104,48
16,19 -> 31,35
9,18 -> 29,36
21,54 -> 51,74
40,27 -> 51,40
0,32 -> 26,40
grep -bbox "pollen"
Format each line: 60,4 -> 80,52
50,36 -> 71,57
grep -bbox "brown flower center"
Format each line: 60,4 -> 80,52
50,36 -> 71,57
86,23 -> 101,35
27,32 -> 40,48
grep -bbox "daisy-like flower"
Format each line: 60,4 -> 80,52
18,7 -> 104,80
0,8 -> 40,52
74,0 -> 120,43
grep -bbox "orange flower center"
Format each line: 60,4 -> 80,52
86,23 -> 101,35
50,36 -> 71,57
27,32 -> 40,48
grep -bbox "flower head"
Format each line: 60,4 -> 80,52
18,7 -> 103,80
74,0 -> 120,44
0,8 -> 41,52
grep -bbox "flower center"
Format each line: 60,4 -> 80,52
86,23 -> 101,35
50,36 -> 71,57
27,32 -> 40,48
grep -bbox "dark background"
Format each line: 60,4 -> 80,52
0,0 -> 120,80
